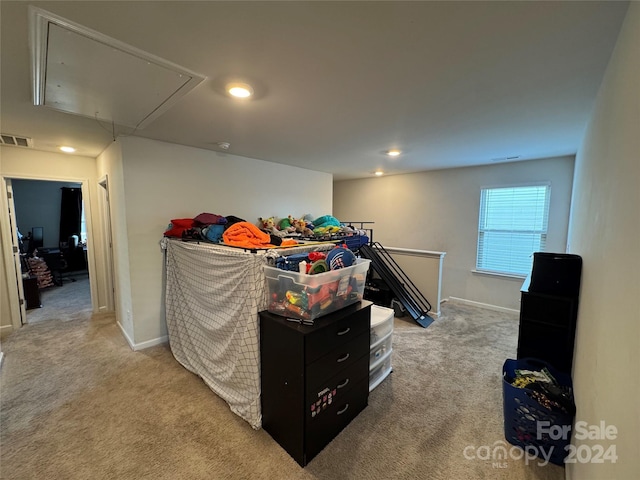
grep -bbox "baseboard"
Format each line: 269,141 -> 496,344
116,321 -> 135,350
448,296 -> 519,315
116,321 -> 168,351
0,324 -> 13,340
132,335 -> 169,351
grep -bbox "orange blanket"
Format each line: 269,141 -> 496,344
223,222 -> 297,249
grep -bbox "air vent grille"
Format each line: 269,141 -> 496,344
1,134 -> 33,148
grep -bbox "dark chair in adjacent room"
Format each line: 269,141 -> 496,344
41,250 -> 68,286
63,235 -> 88,275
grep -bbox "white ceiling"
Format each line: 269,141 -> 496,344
0,1 -> 629,180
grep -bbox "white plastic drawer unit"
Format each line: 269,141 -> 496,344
369,354 -> 392,392
370,305 -> 393,346
369,305 -> 394,392
369,333 -> 392,369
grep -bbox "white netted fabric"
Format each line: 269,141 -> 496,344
163,238 -> 335,429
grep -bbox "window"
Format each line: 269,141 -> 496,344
80,200 -> 86,244
476,184 -> 550,276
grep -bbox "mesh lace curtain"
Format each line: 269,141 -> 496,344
59,187 -> 82,245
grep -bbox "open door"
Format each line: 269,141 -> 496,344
4,179 -> 27,327
99,176 -> 115,312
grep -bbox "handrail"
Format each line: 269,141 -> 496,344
360,242 -> 433,328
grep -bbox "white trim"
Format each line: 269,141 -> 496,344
117,321 -> 168,351
448,296 -> 520,315
117,321 -> 135,349
471,269 -> 527,281
383,246 -> 446,259
132,335 -> 169,351
0,351 -> 4,371
0,325 -> 14,336
29,6 -> 206,128
1,174 -> 99,325
0,175 -> 27,329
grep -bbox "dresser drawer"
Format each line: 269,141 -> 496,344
304,377 -> 369,464
305,306 -> 370,364
306,332 -> 370,389
306,353 -> 369,409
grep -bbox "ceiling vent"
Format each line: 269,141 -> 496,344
0,134 -> 33,148
28,7 -> 206,130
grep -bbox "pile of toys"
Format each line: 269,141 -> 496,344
259,214 -> 367,238
267,245 -> 368,322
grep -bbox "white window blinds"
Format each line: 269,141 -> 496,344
476,185 -> 550,276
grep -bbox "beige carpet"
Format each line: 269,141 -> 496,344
25,274 -> 92,324
0,301 -> 565,480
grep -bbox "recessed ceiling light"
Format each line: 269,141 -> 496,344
227,83 -> 254,98
386,149 -> 401,157
374,171 -> 384,176
59,145 -> 76,153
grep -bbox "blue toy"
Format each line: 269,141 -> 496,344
326,246 -> 356,270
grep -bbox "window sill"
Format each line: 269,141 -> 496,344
472,269 -> 527,281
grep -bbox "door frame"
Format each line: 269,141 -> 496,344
1,179 -> 27,328
0,173 -> 99,329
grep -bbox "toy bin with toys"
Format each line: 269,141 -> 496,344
265,257 -> 371,322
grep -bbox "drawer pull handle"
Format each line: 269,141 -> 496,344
337,404 -> 349,415
337,327 -> 350,336
337,353 -> 350,363
337,378 -> 350,389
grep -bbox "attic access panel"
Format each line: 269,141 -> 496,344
30,7 -> 205,129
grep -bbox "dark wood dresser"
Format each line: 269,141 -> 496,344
259,300 -> 372,466
23,276 -> 42,309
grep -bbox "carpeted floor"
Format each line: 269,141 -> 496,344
25,274 -> 92,324
0,300 -> 565,480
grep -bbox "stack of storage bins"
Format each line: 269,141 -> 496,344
369,305 -> 394,391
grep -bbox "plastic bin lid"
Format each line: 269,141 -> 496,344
371,304 -> 394,327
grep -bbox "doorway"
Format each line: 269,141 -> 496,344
1,175 -> 98,329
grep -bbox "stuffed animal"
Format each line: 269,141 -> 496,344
278,216 -> 296,233
312,214 -> 342,235
313,215 -> 341,229
292,217 -> 314,236
259,217 -> 287,237
313,225 -> 341,236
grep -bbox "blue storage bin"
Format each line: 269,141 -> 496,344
502,358 -> 575,465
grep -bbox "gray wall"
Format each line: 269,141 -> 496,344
12,179 -> 81,249
334,156 -> 574,310
566,3 -> 639,478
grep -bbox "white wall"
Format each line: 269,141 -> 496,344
334,156 -> 574,310
96,141 -> 131,339
0,147 -> 106,322
111,137 -> 333,346
566,3 -> 639,479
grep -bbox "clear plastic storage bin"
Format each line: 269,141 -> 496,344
265,258 -> 371,321
370,305 -> 394,345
